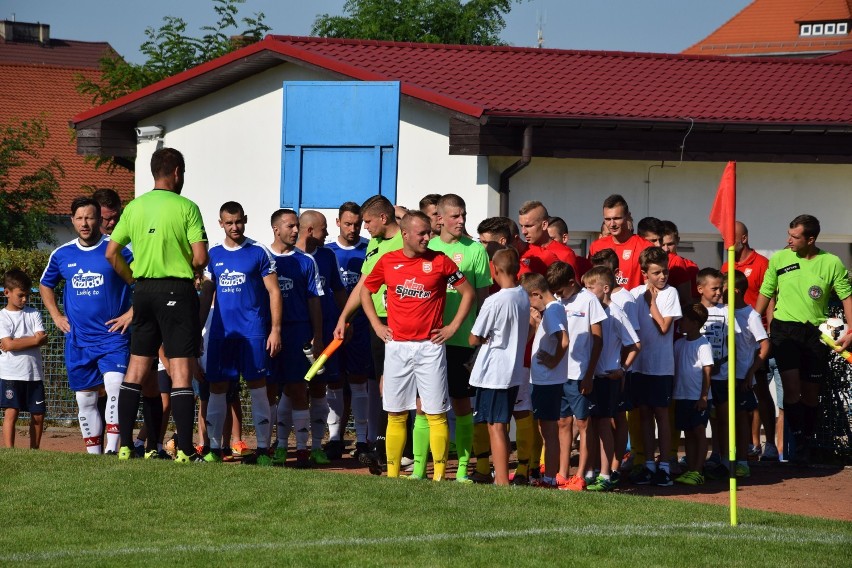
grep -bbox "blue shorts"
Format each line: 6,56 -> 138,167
339,318 -> 374,379
1,380 -> 45,414
194,379 -> 240,403
531,383 -> 563,421
320,319 -> 340,380
271,321 -> 312,384
65,339 -> 129,391
206,335 -> 270,383
675,399 -> 711,431
474,385 -> 519,424
560,380 -> 591,419
589,376 -> 620,418
710,380 -> 758,412
631,373 -> 673,409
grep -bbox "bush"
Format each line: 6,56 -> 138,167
0,246 -> 50,282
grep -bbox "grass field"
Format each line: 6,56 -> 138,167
1,450 -> 849,567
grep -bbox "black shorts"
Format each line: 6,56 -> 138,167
769,319 -> 829,383
710,380 -> 758,412
446,345 -> 474,399
589,376 -> 620,418
675,399 -> 710,431
131,278 -> 201,359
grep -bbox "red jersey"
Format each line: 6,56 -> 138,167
722,250 -> 769,309
364,249 -> 466,341
538,241 -> 588,279
668,252 -> 699,299
519,246 -> 559,276
588,234 -> 651,290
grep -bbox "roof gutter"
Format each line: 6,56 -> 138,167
498,125 -> 533,217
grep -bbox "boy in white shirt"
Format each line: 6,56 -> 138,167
469,249 -> 530,486
583,266 -> 640,491
547,262 -> 605,491
0,269 -> 48,448
630,247 -> 682,487
521,272 -> 569,488
673,303 -> 714,485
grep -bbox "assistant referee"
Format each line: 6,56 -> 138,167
106,148 -> 209,463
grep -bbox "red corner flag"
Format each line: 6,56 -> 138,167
710,161 -> 736,248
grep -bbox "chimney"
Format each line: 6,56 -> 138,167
0,20 -> 51,45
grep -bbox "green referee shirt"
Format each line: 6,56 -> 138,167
111,189 -> 207,280
361,230 -> 403,318
759,248 -> 851,326
428,235 -> 492,347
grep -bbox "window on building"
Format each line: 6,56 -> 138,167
813,23 -> 824,35
826,23 -> 836,34
801,24 -> 812,36
838,22 -> 849,34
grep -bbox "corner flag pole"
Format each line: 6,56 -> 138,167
710,161 -> 737,526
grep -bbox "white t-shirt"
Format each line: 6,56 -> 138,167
0,307 -> 45,381
673,336 -> 714,400
560,289 -> 607,381
734,305 -> 768,380
702,303 -> 741,381
530,300 -> 568,386
469,286 -> 530,389
596,302 -> 640,376
631,284 -> 682,376
611,287 -> 640,332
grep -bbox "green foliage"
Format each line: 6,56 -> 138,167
76,0 -> 271,107
0,246 -> 51,281
0,118 -> 61,249
312,0 -> 524,45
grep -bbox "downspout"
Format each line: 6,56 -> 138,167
498,125 -> 533,218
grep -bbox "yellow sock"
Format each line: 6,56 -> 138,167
426,413 -> 449,481
627,410 -> 645,465
514,414 -> 534,478
473,422 -> 491,476
385,414 -> 408,478
530,421 -> 543,470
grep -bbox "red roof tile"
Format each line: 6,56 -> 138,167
0,38 -> 113,68
1,64 -> 134,214
684,0 -> 852,56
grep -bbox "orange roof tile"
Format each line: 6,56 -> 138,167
1,64 -> 134,215
683,0 -> 852,56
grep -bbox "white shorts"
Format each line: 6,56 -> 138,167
513,370 -> 532,412
383,340 -> 450,415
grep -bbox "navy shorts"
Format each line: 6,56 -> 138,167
206,335 -> 270,383
617,372 -> 633,412
340,318 -> 375,379
193,378 -> 240,403
1,380 -> 45,414
446,345 -> 474,400
631,372 -> 673,409
319,319 -> 340,381
560,380 -> 591,419
65,338 -> 129,391
769,319 -> 829,383
474,385 -> 519,424
531,383 -> 563,421
710,380 -> 758,412
589,376 -> 620,418
271,321 -> 312,384
130,278 -> 200,359
157,369 -> 172,393
675,399 -> 711,431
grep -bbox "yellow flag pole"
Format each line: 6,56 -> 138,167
727,245 -> 738,526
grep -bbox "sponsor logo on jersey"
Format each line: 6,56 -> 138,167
808,285 -> 823,300
615,269 -> 627,286
393,264 -> 404,270
566,310 -> 587,317
67,263 -> 77,268
622,250 -> 632,260
777,263 -> 800,276
278,276 -> 294,291
215,262 -> 224,267
218,269 -> 246,287
396,278 -> 432,299
422,262 -> 433,273
166,301 -> 176,306
71,269 -> 104,289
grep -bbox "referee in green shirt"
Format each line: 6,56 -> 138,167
756,214 -> 852,464
106,148 -> 209,463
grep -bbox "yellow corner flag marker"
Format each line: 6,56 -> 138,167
726,247 -> 737,527
305,324 -> 348,381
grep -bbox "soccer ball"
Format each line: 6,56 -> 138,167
819,317 -> 846,341
164,437 -> 177,458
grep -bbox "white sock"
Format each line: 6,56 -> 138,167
293,408 -> 310,450
206,392 -> 227,450
250,386 -> 271,449
326,387 -> 344,441
310,396 -> 329,449
103,372 -> 123,453
350,382 -> 369,444
76,391 -> 103,454
277,395 -> 293,449
367,380 -> 381,442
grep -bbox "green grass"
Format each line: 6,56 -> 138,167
1,451 -> 849,567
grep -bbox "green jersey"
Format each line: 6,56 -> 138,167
427,235 -> 493,347
111,189 -> 207,280
759,248 -> 851,326
361,230 -> 403,318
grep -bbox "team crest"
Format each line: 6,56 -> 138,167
808,285 -> 822,300
622,250 -> 632,260
422,261 -> 433,273
4,389 -> 13,400
453,253 -> 463,264
744,268 -> 752,277
522,258 -> 530,266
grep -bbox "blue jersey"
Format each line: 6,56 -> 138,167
326,238 -> 368,293
306,246 -> 344,324
206,238 -> 275,339
40,235 -> 133,348
271,249 -> 323,323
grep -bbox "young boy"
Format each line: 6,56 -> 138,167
583,266 -> 639,491
630,247 -> 682,487
547,261 -> 605,491
469,248 -> 530,485
728,270 -> 770,478
673,303 -> 713,485
0,269 -> 48,448
522,272 -> 569,488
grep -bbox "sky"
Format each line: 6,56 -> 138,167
3,0 -> 752,63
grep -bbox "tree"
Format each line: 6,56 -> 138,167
0,118 -> 62,248
312,0 -> 524,45
77,0 -> 270,107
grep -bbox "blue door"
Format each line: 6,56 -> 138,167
281,81 -> 400,211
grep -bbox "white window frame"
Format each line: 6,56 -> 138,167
838,22 -> 849,34
813,23 -> 824,35
826,23 -> 836,34
801,24 -> 812,36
